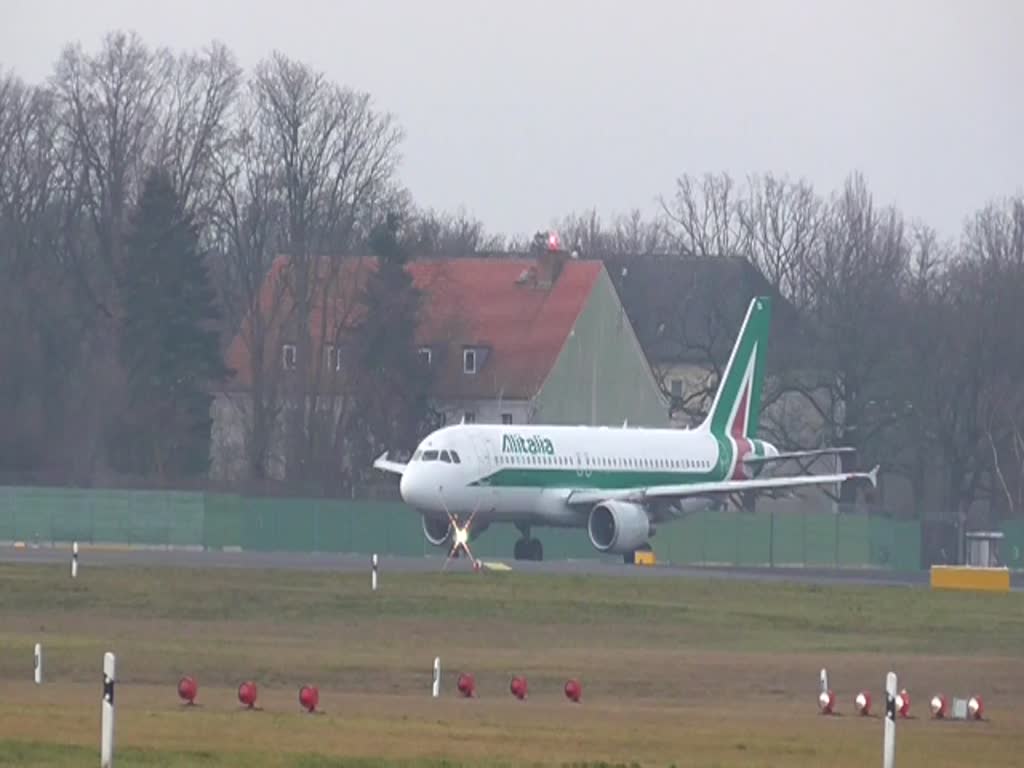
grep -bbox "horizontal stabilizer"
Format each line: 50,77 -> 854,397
372,451 -> 407,475
744,447 -> 855,465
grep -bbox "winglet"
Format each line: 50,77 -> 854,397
867,464 -> 880,489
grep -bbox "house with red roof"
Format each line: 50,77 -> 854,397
210,248 -> 668,484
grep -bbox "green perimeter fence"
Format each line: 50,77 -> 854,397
1,485 -> 1022,572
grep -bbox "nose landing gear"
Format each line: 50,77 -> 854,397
442,510 -> 479,570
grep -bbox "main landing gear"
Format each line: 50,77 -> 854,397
513,524 -> 544,561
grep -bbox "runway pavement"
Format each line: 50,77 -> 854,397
4,543 -> 1018,589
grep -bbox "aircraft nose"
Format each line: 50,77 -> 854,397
400,467 -> 429,508
399,469 -> 413,503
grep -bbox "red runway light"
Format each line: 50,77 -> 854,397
896,689 -> 910,718
177,676 -> 197,705
968,695 -> 983,720
509,676 -> 528,700
564,679 -> 582,703
457,673 -> 476,698
299,685 -> 319,713
855,690 -> 871,716
238,681 -> 258,709
818,689 -> 835,714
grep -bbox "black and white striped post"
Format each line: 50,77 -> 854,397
101,652 -> 116,767
371,553 -> 378,592
884,671 -> 897,768
34,643 -> 42,685
71,541 -> 78,579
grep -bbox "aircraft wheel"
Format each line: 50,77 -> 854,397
513,538 -> 527,561
529,538 -> 544,561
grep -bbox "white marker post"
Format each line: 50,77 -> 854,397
884,671 -> 897,768
71,541 -> 79,579
34,643 -> 42,685
432,656 -> 441,698
371,553 -> 378,592
820,668 -> 828,694
101,652 -> 116,768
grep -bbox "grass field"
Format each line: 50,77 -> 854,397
1,561 -> 1022,766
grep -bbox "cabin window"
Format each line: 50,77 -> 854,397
463,348 -> 476,374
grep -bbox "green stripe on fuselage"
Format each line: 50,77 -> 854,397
472,436 -> 735,490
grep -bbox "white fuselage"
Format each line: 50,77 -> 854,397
399,423 -> 775,530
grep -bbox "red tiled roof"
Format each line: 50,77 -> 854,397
224,255 -> 603,401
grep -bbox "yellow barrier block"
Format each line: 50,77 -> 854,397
930,565 -> 1010,592
634,550 -> 656,566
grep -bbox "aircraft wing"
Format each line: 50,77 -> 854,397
372,452 -> 407,475
743,447 -> 855,466
565,465 -> 878,507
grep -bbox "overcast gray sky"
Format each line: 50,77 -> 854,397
4,0 -> 1021,240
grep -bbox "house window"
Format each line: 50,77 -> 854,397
282,344 -> 297,370
501,413 -> 513,425
418,347 -> 432,366
464,411 -> 476,424
670,378 -> 683,397
463,348 -> 476,374
326,344 -> 341,372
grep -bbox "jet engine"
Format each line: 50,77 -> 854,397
587,501 -> 652,554
421,514 -> 452,547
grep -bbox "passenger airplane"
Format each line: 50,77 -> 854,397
373,296 -> 877,564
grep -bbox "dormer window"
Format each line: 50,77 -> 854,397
463,348 -> 477,374
418,347 -> 432,366
282,343 -> 297,370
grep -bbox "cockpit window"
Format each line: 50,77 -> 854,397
422,450 -> 439,461
440,450 -> 452,463
450,451 -> 461,463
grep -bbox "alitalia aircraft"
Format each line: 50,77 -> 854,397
373,296 -> 878,564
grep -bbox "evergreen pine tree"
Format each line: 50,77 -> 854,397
350,212 -> 432,470
112,168 -> 228,479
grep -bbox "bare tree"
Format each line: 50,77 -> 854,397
53,31 -> 171,297
737,173 -> 823,307
211,52 -> 404,490
661,172 -> 746,257
402,206 -> 505,256
552,208 -> 671,257
153,41 -> 242,222
780,173 -> 911,498
0,72 -> 101,481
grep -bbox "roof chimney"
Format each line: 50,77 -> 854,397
536,232 -> 566,289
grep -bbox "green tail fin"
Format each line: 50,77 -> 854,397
699,296 -> 771,439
